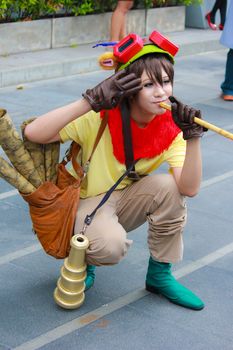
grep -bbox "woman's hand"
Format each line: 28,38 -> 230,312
169,96 -> 207,140
83,69 -> 142,112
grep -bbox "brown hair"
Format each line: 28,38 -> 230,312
124,53 -> 174,86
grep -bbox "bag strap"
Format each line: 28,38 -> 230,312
79,107 -> 141,234
80,160 -> 137,234
120,101 -> 141,181
88,111 -> 109,161
64,111 -> 109,178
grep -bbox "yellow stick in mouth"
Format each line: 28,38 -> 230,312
159,102 -> 233,141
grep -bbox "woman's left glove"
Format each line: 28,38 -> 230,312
169,96 -> 207,140
83,69 -> 142,112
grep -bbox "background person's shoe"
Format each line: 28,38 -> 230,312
222,94 -> 233,101
219,24 -> 224,30
205,13 -> 217,30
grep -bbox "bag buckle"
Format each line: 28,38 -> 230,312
80,223 -> 87,235
80,215 -> 92,235
127,171 -> 141,181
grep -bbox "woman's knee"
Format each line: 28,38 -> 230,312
86,230 -> 132,266
148,174 -> 186,218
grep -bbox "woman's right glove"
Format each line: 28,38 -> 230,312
82,69 -> 142,112
169,96 -> 207,140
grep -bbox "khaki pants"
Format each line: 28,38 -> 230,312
74,174 -> 187,266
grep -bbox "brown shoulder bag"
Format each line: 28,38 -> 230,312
22,113 -> 108,259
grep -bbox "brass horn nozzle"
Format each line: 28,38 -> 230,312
54,234 -> 89,309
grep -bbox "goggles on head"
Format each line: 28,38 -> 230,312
97,30 -> 179,70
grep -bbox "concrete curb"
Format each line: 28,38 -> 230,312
0,29 -> 225,88
0,8 -> 185,56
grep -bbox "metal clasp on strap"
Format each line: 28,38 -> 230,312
80,223 -> 87,235
82,160 -> 90,178
79,215 -> 92,235
127,171 -> 141,181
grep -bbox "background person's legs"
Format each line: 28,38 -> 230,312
211,0 -> 222,22
219,0 -> 227,26
110,1 -> 134,41
221,49 -> 233,100
206,0 -> 227,29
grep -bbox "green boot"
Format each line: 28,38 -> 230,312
146,257 -> 204,310
85,265 -> 96,291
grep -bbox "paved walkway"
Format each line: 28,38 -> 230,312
0,27 -> 233,350
0,28 -> 224,88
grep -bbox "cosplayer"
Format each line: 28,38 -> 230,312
24,31 -> 207,310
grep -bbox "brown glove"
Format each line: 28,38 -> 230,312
82,70 -> 142,112
169,96 -> 207,140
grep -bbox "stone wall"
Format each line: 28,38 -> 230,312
0,7 -> 185,56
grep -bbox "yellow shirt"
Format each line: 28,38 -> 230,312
59,111 -> 186,198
